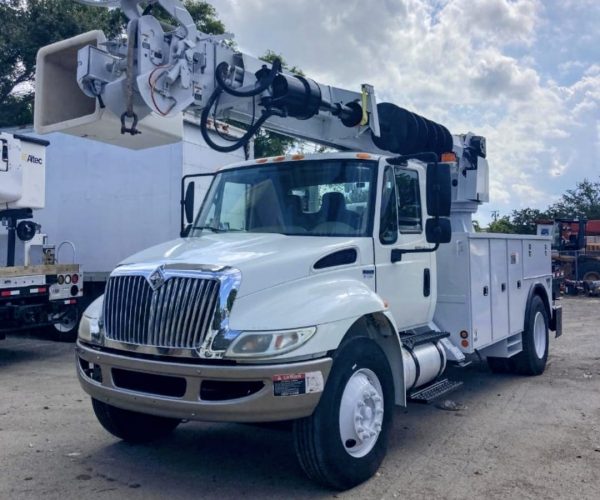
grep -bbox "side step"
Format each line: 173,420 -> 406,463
408,378 -> 463,404
400,330 -> 450,350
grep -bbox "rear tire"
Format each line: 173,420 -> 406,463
92,399 -> 180,443
48,306 -> 80,342
293,338 -> 394,490
512,295 -> 549,375
580,262 -> 600,282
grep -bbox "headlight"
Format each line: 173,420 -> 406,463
78,296 -> 104,344
224,327 -> 316,359
78,314 -> 101,342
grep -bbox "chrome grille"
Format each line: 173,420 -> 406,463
103,275 -> 220,349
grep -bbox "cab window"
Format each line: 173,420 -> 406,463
395,168 -> 422,233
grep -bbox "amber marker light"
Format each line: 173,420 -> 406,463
291,154 -> 305,160
273,156 -> 286,162
441,152 -> 457,162
256,158 -> 268,164
461,339 -> 469,348
356,153 -> 371,159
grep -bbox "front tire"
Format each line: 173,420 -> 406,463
92,399 -> 180,443
293,338 -> 394,490
513,295 -> 549,375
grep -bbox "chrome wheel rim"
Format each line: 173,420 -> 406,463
339,368 -> 384,458
533,311 -> 547,359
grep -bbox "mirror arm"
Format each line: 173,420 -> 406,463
391,243 -> 440,263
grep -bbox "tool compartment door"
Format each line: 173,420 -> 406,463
507,239 -> 526,335
490,239 -> 509,341
469,238 -> 492,348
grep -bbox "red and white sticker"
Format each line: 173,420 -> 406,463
272,371 -> 324,397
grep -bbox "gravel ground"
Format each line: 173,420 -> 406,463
1,296 -> 599,499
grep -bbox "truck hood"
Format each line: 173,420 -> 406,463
119,233 -> 368,297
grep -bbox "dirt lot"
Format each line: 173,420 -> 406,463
1,296 -> 599,499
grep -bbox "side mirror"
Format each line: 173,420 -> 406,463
180,181 -> 195,238
426,218 -> 452,244
1,140 -> 8,171
426,162 -> 451,217
184,181 -> 195,224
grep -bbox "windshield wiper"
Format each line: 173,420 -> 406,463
193,225 -> 226,233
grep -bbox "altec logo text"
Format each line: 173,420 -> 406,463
21,153 -> 43,165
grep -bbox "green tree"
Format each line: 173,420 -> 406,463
509,208 -> 550,234
0,0 -> 123,127
548,178 -> 600,220
0,0 -> 223,127
151,0 -> 224,34
487,215 -> 514,233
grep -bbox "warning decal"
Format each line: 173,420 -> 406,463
273,371 -> 324,397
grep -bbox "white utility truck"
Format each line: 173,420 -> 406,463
1,132 -> 83,340
34,0 -> 562,489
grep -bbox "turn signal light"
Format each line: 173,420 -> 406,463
71,274 -> 79,284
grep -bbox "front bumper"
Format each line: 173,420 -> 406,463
76,341 -> 332,423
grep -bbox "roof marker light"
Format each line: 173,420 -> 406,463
441,152 -> 457,162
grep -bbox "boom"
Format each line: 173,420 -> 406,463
35,0 -> 461,157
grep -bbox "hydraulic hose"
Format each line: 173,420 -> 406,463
215,59 -> 282,98
199,87 -> 274,153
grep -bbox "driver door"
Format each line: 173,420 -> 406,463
374,163 -> 433,330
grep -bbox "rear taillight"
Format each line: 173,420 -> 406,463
71,274 -> 79,284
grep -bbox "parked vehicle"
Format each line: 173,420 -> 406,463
1,132 -> 83,340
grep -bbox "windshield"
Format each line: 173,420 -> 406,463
192,159 -> 377,237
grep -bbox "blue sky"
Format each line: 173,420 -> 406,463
209,0 -> 599,223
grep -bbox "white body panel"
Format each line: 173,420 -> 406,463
434,232 -> 552,354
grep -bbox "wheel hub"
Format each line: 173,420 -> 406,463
339,368 -> 384,458
533,311 -> 547,359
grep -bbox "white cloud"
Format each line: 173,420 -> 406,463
209,0 -> 599,220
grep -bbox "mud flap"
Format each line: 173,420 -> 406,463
551,304 -> 563,338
